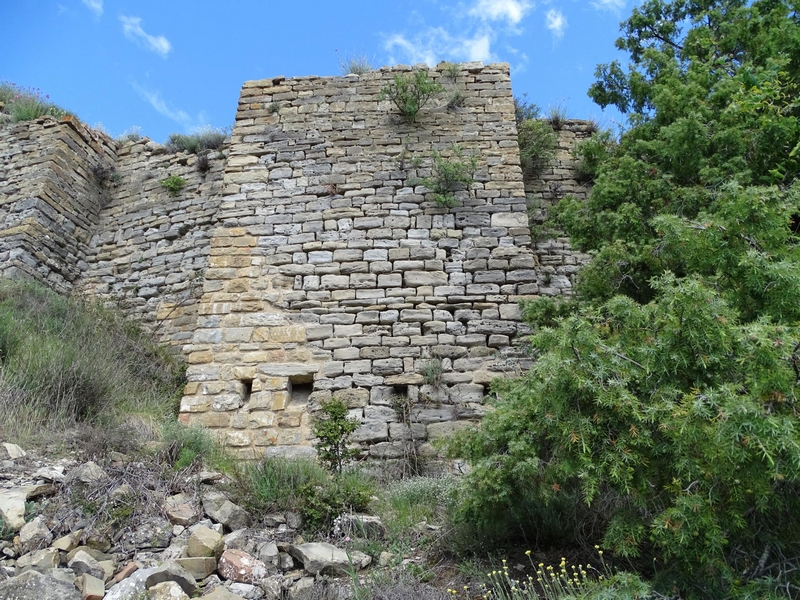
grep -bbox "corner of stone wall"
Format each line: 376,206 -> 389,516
0,116 -> 117,292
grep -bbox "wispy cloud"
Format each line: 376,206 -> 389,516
545,8 -> 567,40
81,0 -> 102,16
384,0 -> 537,68
468,0 -> 534,26
120,16 -> 171,58
385,27 -> 494,65
132,83 -> 201,131
591,0 -> 626,12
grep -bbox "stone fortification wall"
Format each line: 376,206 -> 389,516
0,117 -> 116,292
77,140 -> 228,348
178,63 -> 569,463
0,65 -> 595,467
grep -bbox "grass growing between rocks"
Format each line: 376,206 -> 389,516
0,279 -> 185,447
0,82 -> 75,124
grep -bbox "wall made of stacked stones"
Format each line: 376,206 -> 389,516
0,117 -> 116,292
179,63 -> 574,466
77,140 -> 228,348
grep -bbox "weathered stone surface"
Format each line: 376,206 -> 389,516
80,573 -> 105,600
147,581 -> 189,600
175,557 -> 217,580
164,494 -> 198,526
118,517 -> 172,551
16,547 -> 60,572
202,587 -> 244,600
144,561 -> 197,596
68,550 -> 106,581
336,514 -> 385,539
187,525 -> 224,558
287,543 -> 370,576
106,567 -> 158,600
0,570 -> 80,600
217,549 -> 268,584
2,442 -> 27,459
19,516 -> 52,554
67,461 -> 108,486
202,491 -> 251,530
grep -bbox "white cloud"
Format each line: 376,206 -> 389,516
120,16 -> 171,58
132,83 -> 197,130
545,8 -> 567,40
81,0 -> 102,16
591,0 -> 626,12
468,0 -> 534,25
385,28 -> 495,66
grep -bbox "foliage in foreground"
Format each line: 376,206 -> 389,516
448,1 -> 800,598
0,82 -> 74,124
0,279 -> 184,442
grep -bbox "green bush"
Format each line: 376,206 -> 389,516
0,82 -> 74,123
0,280 -> 184,443
313,399 -> 360,473
379,71 -> 444,123
232,457 -> 375,532
421,145 -> 478,208
165,126 -> 227,154
573,130 -> 616,183
159,175 -> 187,197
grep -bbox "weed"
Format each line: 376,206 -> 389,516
422,144 -> 479,208
159,422 -> 220,470
337,51 -> 374,75
165,126 -> 227,154
517,118 -> 557,178
196,152 -> 211,175
514,95 -> 541,126
420,358 -> 444,388
547,102 -> 569,131
441,62 -> 461,82
160,175 -> 187,197
313,399 -> 360,474
446,91 -> 466,111
379,71 -> 444,123
0,82 -> 74,123
268,103 -> 280,115
117,125 -> 143,143
91,163 -> 121,186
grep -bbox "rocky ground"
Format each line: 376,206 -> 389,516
0,442 -> 446,600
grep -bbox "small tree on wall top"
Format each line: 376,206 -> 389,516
313,399 -> 360,474
379,71 -> 444,123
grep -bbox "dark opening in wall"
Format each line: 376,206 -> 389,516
288,376 -> 313,405
392,385 -> 408,398
241,378 -> 253,404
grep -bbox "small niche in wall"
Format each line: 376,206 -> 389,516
392,385 -> 408,398
241,378 -> 253,404
288,375 -> 313,406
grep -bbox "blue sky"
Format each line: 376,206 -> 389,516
1,0 -> 635,142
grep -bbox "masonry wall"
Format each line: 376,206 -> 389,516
177,63 -> 579,464
0,117 -> 116,292
0,65 -> 594,468
77,140 -> 227,348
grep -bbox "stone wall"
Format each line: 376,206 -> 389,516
0,64 -> 594,467
0,117 -> 116,292
77,140 -> 228,348
177,63 -> 582,464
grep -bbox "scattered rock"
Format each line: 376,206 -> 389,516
16,547 -> 60,572
67,461 -> 109,486
80,573 -> 106,600
144,560 -> 197,597
69,549 -> 106,580
52,529 -> 83,552
33,466 -> 65,482
19,515 -> 53,554
288,576 -> 316,600
217,549 -> 268,584
164,494 -> 197,526
2,442 -> 27,459
203,587 -> 244,600
202,491 -> 251,531
0,569 -> 80,600
187,525 -> 223,558
287,543 -> 370,576
259,576 -> 283,600
105,566 -> 158,600
0,486 -> 46,531
175,557 -> 217,580
147,580 -> 189,600
114,561 -> 139,583
337,514 -> 385,539
119,517 -> 172,551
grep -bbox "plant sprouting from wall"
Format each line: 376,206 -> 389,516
159,175 -> 187,197
422,144 -> 479,208
379,71 -> 444,123
165,126 -> 227,154
312,399 -> 360,474
337,50 -> 374,75
574,129 -> 617,183
515,97 -> 558,178
421,358 -> 444,388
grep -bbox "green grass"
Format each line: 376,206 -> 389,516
165,126 -> 227,154
0,82 -> 74,123
0,279 -> 184,445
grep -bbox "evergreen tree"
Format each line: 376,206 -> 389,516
448,2 -> 800,597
